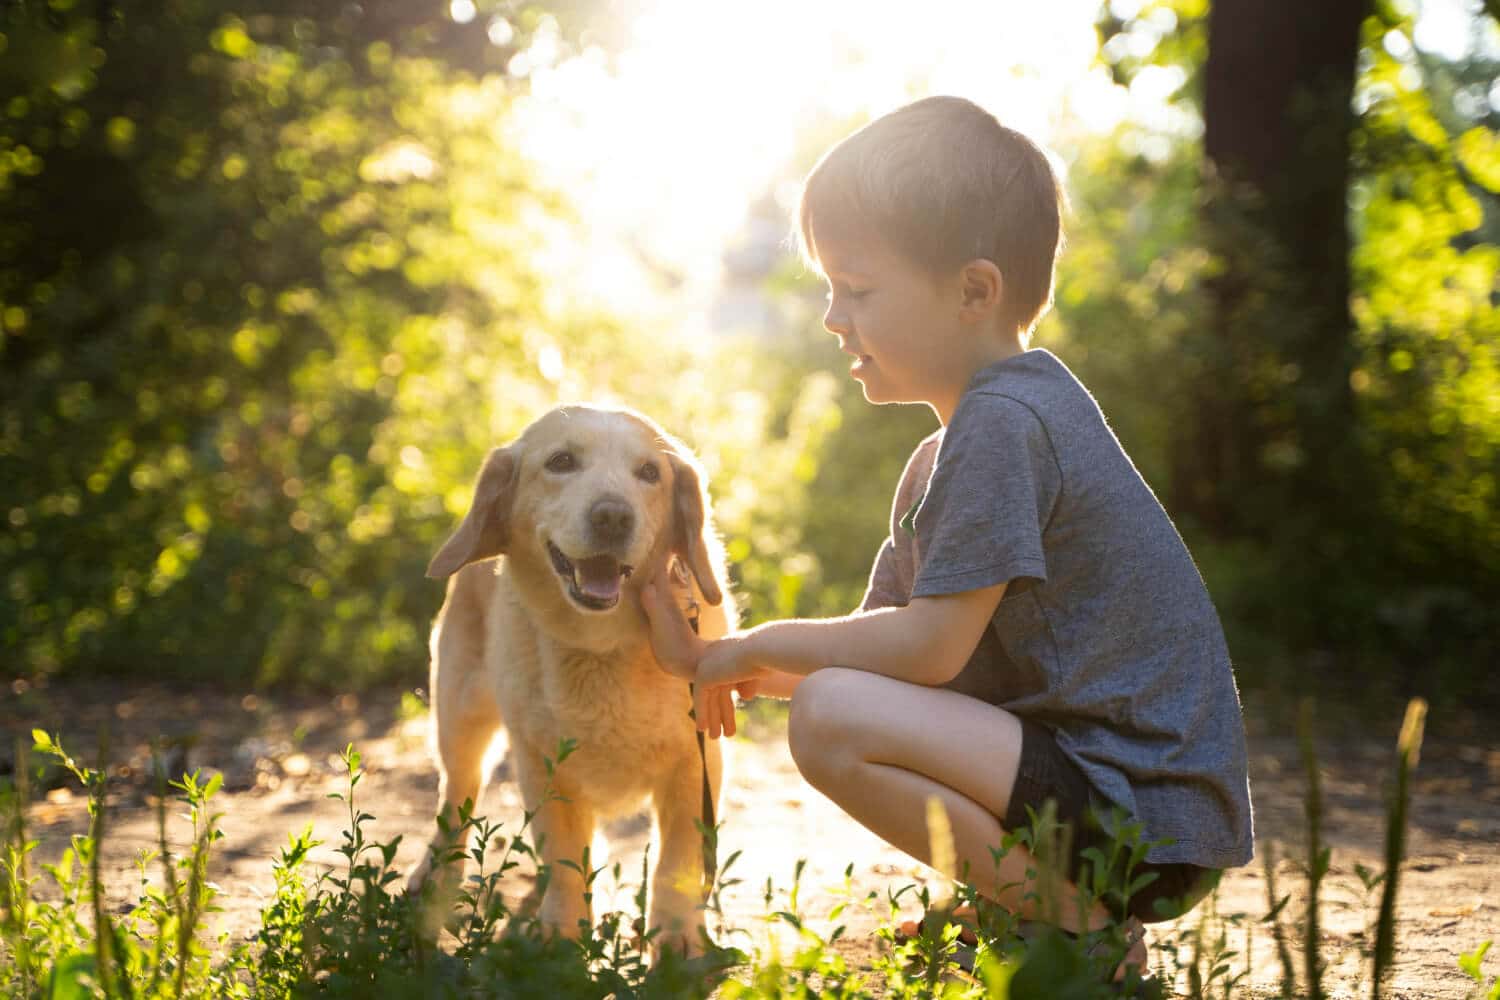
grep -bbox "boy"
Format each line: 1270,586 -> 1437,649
642,96 -> 1253,969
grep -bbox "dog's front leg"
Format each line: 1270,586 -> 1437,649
516,749 -> 594,939
649,741 -> 721,956
408,670 -> 501,937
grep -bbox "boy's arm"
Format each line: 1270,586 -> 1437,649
641,578 -> 1006,737
748,669 -> 804,699
640,578 -> 1005,691
729,583 -> 1006,689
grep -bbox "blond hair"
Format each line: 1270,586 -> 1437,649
796,96 -> 1065,336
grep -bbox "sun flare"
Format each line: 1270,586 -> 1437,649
503,0 -> 1136,329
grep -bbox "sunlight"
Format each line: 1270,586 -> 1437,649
505,0 -> 1138,330
499,0 -> 1489,340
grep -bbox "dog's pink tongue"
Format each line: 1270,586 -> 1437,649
575,556 -> 623,600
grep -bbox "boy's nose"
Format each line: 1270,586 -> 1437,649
823,303 -> 851,336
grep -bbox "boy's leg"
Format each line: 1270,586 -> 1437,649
786,666 -> 1112,936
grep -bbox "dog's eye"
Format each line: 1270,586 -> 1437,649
636,461 -> 660,484
545,450 -> 577,474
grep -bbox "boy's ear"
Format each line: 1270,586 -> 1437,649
958,258 -> 1004,315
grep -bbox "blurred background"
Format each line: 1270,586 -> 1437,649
1,0 -> 1496,711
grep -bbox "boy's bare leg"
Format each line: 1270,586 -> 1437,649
786,667 -> 1126,943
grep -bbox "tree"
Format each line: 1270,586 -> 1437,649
1178,0 -> 1370,543
1095,0 -> 1500,695
0,2 -> 579,684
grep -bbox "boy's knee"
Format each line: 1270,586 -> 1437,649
787,666 -> 867,779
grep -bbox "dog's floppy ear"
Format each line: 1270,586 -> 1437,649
669,452 -> 724,607
427,447 -> 517,579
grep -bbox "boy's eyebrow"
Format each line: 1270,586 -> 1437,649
821,263 -> 872,282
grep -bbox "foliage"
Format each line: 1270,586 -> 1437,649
0,2 -> 572,686
1346,5 -> 1500,682
1086,1 -> 1500,704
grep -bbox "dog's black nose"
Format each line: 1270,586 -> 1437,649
588,496 -> 635,545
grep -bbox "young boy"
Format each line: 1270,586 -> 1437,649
642,96 -> 1253,964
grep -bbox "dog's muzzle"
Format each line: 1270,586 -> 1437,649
547,541 -> 633,611
588,495 -> 635,547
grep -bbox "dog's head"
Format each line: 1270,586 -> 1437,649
426,405 -> 724,619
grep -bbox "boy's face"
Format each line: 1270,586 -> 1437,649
814,228 -> 976,414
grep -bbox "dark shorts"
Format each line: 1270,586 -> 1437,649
1000,716 -> 1218,924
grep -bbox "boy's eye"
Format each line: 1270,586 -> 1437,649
827,286 -> 870,302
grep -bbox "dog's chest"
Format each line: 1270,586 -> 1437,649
528,647 -> 693,751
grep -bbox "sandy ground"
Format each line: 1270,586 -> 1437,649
4,678 -> 1498,998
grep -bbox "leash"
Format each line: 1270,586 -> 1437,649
670,558 -> 717,898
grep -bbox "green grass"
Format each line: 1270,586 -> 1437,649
2,698 -> 1497,998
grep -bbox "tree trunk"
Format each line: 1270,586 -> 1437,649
1175,0 -> 1369,543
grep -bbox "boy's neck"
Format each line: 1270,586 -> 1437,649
932,333 -> 1027,425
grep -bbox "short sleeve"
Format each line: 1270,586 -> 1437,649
859,431 -> 941,612
860,538 -> 906,611
911,393 -> 1061,599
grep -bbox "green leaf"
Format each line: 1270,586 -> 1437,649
1008,927 -> 1103,1000
1459,940 -> 1492,982
1458,127 -> 1500,193
45,950 -> 99,1000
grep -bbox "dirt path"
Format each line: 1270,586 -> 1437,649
4,679 -> 1498,998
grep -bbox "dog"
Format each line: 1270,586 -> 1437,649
406,404 -> 735,954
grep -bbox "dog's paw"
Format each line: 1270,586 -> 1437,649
406,848 -> 469,940
405,855 -> 434,897
647,915 -> 711,961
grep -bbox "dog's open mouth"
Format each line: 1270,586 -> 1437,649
547,541 -> 633,611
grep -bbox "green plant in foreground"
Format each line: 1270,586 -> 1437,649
0,699 -> 1486,999
1459,941 -> 1500,1000
0,731 -> 239,998
1370,698 -> 1426,999
1298,699 -> 1330,1000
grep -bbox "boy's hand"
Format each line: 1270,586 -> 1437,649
641,576 -> 764,738
640,578 -> 706,680
701,684 -> 739,739
693,636 -> 769,738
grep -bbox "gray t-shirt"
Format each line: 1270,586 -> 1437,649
862,349 -> 1253,869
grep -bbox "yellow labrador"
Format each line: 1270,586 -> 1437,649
407,404 -> 735,953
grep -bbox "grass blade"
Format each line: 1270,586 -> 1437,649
1262,838 -> 1297,997
1371,697 -> 1427,998
1299,698 -> 1327,1000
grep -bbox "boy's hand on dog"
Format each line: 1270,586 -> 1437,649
693,637 -> 769,738
640,578 -> 707,679
642,578 -> 761,738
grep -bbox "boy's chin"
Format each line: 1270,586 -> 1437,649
856,378 -> 906,407
853,372 -> 885,402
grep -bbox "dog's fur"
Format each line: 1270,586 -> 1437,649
407,404 -> 735,952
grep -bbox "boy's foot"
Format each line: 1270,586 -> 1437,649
895,904 -> 979,947
1112,917 -> 1150,983
893,904 -> 981,977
